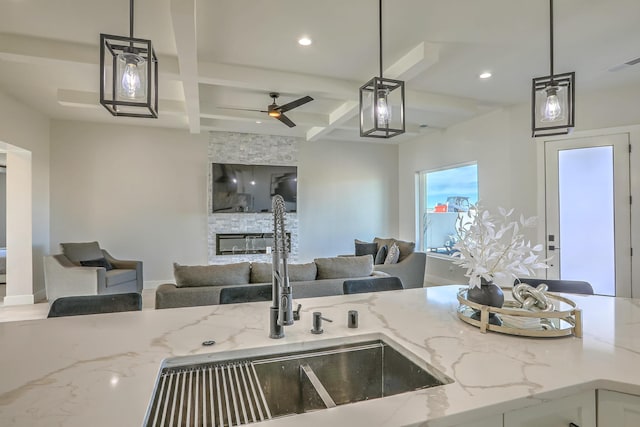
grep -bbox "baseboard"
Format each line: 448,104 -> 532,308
144,280 -> 172,290
3,293 -> 35,306
33,288 -> 47,303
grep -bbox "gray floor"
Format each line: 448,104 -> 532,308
0,288 -> 156,323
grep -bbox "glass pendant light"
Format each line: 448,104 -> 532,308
117,53 -> 147,100
359,0 -> 405,138
531,0 -> 575,137
100,0 -> 158,118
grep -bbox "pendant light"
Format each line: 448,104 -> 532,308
100,0 -> 158,118
532,0 -> 575,137
359,0 -> 405,138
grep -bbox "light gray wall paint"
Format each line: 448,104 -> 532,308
50,121 -> 400,283
50,121 -> 210,284
0,172 -> 6,247
400,83 -> 640,286
297,139 -> 398,261
0,90 -> 50,300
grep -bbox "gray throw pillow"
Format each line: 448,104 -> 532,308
393,239 -> 416,261
174,262 -> 250,287
288,262 -> 318,281
384,243 -> 400,264
250,262 -> 272,283
374,237 -> 416,262
374,245 -> 388,265
354,239 -> 378,257
315,256 -> 373,280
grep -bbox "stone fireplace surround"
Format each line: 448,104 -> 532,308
208,132 -> 300,264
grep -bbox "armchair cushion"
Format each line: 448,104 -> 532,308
106,269 -> 137,287
80,257 -> 113,271
61,241 -> 103,265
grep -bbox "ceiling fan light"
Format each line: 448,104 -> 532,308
268,110 -> 281,118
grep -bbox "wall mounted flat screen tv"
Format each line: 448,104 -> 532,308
211,163 -> 297,213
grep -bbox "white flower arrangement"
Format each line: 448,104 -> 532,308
452,204 -> 548,288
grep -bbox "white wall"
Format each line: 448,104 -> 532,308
50,121 -> 209,286
399,82 -> 640,286
50,122 -> 400,284
0,90 -> 50,303
297,139 -> 398,260
0,171 -> 5,247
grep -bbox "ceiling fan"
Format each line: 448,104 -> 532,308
222,92 -> 313,128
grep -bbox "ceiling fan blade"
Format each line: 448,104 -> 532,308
275,113 -> 296,128
276,95 -> 313,113
218,107 -> 268,113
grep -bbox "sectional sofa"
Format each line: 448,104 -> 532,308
155,252 -> 426,309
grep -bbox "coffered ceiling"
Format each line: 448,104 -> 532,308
0,0 -> 639,142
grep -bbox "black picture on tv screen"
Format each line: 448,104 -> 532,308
211,163 -> 297,213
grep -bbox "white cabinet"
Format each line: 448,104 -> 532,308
503,390 -> 596,427
598,389 -> 640,426
454,414 -> 503,427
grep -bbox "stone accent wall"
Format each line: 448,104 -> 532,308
208,131 -> 301,264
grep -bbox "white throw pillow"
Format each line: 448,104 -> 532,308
384,243 -> 400,264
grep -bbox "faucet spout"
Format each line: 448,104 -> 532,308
269,195 -> 294,339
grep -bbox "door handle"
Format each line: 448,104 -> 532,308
548,245 -> 560,251
569,423 -> 579,427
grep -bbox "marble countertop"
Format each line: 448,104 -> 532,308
1,285 -> 640,426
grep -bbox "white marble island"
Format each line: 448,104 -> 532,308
1,285 -> 640,426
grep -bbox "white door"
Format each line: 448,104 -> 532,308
545,133 -> 631,297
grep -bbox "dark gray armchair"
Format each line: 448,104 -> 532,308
44,241 -> 143,303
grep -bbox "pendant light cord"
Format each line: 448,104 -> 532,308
379,0 -> 383,78
129,0 -> 135,39
549,0 -> 554,82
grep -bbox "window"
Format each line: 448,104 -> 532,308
417,163 -> 478,254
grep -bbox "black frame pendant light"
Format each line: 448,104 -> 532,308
359,0 -> 405,138
532,0 -> 575,137
100,0 -> 158,118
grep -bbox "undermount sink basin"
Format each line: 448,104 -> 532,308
144,334 -> 453,426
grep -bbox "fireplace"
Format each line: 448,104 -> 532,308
216,233 -> 291,256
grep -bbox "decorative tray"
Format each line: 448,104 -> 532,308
456,287 -> 582,338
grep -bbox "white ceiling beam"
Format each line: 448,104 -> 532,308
0,33 -> 180,77
306,42 -> 438,142
170,0 -> 200,133
57,89 -> 185,115
198,62 -> 357,101
306,100 -> 359,141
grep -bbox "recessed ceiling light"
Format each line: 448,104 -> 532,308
479,71 -> 492,79
298,37 -> 312,46
256,120 -> 262,124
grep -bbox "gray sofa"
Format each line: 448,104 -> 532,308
156,255 -> 392,309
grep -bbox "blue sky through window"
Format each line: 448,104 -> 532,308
426,164 -> 478,209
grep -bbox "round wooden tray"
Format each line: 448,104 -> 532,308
456,287 -> 582,338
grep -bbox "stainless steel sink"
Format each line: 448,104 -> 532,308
144,334 -> 453,426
